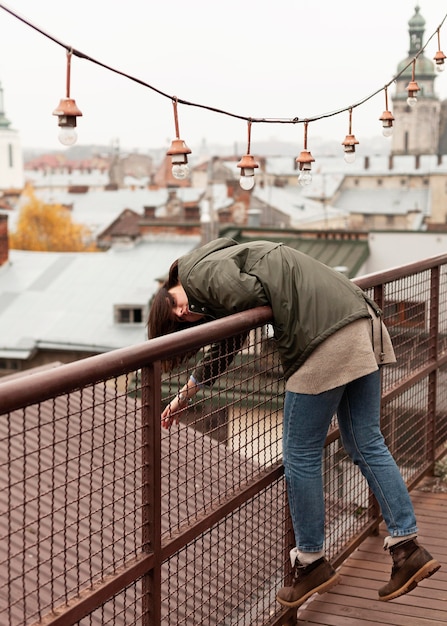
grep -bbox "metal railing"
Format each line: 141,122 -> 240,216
1,253 -> 447,626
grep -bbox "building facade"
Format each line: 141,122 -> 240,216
0,81 -> 24,190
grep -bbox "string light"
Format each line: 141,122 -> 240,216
52,50 -> 82,146
166,97 -> 192,180
406,59 -> 420,107
295,121 -> 315,186
237,121 -> 259,190
342,108 -> 359,164
0,5 -> 445,170
379,86 -> 395,137
434,27 -> 446,72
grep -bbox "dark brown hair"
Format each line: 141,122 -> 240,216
147,260 -> 180,339
147,259 -> 203,371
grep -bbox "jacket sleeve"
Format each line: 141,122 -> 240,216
191,332 -> 248,387
184,257 -> 268,386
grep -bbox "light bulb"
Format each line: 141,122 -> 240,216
240,175 -> 255,190
298,171 -> 312,186
341,134 -> 358,163
407,96 -> 417,107
172,163 -> 190,180
382,126 -> 394,138
237,155 -> 259,189
58,126 -> 78,146
434,50 -> 446,72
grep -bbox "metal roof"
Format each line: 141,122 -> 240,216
227,229 -> 369,278
334,187 -> 430,216
12,187 -> 207,237
252,184 -> 347,227
0,237 -> 200,359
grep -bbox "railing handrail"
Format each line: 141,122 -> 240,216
0,307 -> 272,414
354,251 -> 447,288
3,251 -> 447,414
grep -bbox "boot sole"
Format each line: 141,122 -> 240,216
379,559 -> 441,602
276,572 -> 341,609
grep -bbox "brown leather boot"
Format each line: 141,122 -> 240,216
379,538 -> 441,601
276,556 -> 341,608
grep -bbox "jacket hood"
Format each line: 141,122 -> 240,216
179,238 -> 238,282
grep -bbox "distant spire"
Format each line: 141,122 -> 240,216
408,5 -> 425,55
0,81 -> 11,129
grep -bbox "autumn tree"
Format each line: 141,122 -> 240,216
9,190 -> 97,252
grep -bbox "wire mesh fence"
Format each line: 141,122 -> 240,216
0,255 -> 446,625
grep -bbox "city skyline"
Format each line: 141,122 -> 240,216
0,1 -> 446,154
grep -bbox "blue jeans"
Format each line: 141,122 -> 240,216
282,369 -> 418,552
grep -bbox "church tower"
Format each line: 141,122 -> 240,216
391,5 -> 440,155
0,80 -> 24,190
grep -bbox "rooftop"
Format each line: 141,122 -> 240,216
0,237 -> 200,359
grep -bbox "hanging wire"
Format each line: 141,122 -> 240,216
246,120 -> 252,154
65,50 -> 72,99
303,121 -> 309,150
172,97 -> 181,139
0,3 -> 446,129
348,108 -> 353,136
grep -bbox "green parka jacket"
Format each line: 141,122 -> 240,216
178,238 -> 375,383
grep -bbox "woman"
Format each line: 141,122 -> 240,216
148,237 -> 440,608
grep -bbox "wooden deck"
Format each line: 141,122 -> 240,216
296,485 -> 447,625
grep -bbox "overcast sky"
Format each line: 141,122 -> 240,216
0,1 -> 446,155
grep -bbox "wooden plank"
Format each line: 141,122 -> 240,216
295,488 -> 447,626
302,600 -> 444,626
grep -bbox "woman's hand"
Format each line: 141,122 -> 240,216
161,390 -> 189,429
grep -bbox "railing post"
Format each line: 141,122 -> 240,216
141,362 -> 162,625
369,284 -> 385,527
427,265 -> 440,467
281,490 -> 298,626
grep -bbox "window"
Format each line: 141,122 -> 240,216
0,358 -> 20,372
115,305 -> 145,324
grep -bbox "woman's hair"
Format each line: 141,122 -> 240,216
147,259 -> 180,340
147,284 -> 177,339
147,259 -> 203,372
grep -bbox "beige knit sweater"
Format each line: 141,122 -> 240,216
286,304 -> 396,394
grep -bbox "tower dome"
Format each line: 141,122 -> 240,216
408,4 -> 425,30
396,5 -> 436,83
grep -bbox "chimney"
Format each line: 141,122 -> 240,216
200,199 -> 213,245
0,213 -> 9,266
144,205 -> 156,219
364,156 -> 370,170
247,209 -> 261,227
226,180 -> 237,198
